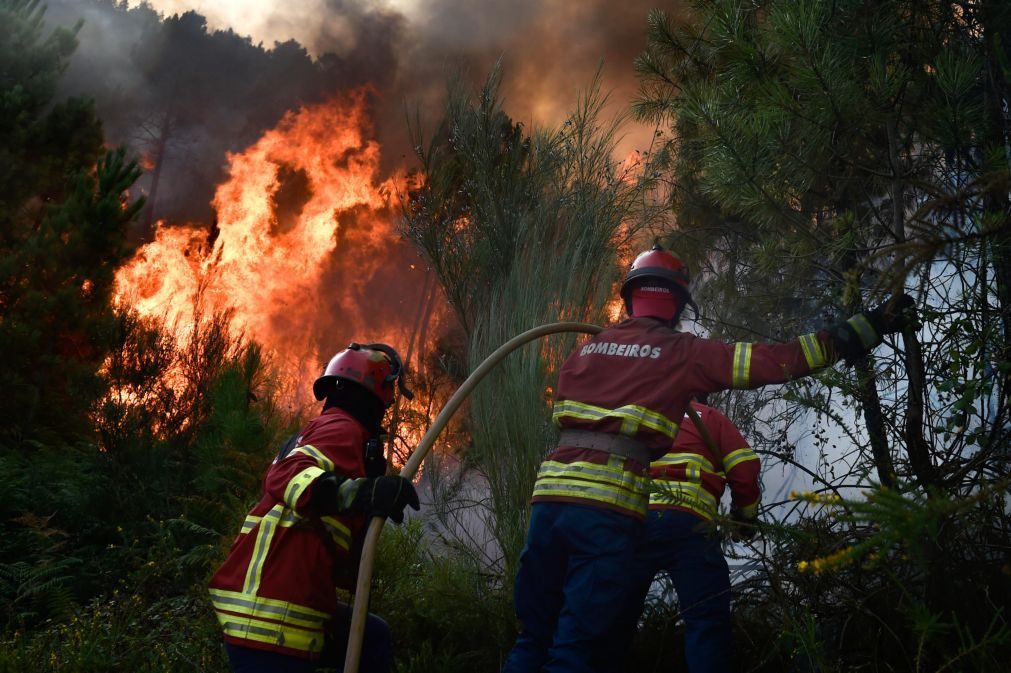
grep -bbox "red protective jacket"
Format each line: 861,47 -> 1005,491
208,407 -> 369,659
533,316 -> 833,518
649,402 -> 760,522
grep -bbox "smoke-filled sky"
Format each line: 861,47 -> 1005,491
49,0 -> 677,226
129,0 -> 670,128
45,0 -> 680,397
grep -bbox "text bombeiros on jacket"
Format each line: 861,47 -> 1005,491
579,342 -> 662,358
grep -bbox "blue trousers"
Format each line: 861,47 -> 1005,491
503,502 -> 642,673
614,510 -> 733,673
225,605 -> 392,673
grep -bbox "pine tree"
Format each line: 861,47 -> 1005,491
0,0 -> 143,446
633,1 -> 1011,668
636,0 -> 1010,492
404,67 -> 662,580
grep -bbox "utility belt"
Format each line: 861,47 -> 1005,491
557,429 -> 651,468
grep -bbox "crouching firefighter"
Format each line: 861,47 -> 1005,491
209,343 -> 420,673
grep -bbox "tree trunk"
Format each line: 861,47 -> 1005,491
854,357 -> 897,489
142,112 -> 173,235
887,117 -> 939,491
840,205 -> 897,488
983,1 -> 1011,412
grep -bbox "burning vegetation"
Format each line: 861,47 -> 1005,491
4,1 -> 1011,672
114,90 -> 446,406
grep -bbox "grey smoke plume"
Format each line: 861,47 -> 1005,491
48,0 -> 405,227
398,0 -> 661,124
44,0 -> 670,374
48,0 -> 668,229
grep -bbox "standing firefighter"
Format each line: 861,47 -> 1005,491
502,245 -> 913,673
611,398 -> 761,673
209,343 -> 420,673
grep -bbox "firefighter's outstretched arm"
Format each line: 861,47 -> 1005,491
692,293 -> 917,391
826,294 -> 916,365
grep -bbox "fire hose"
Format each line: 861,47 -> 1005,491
343,321 -> 720,673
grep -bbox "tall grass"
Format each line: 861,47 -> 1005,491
403,65 -> 663,583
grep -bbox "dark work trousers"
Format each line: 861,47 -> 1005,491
225,604 -> 392,673
610,509 -> 733,673
502,501 -> 643,673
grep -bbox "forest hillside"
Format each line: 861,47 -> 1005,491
1,1 -> 1009,671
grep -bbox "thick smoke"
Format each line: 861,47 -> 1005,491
44,0 -> 670,381
47,0 -> 404,229
393,0 -> 665,135
48,0 -> 669,228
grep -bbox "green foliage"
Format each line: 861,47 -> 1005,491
2,1 -> 1008,672
722,481 -> 1011,673
627,0 -> 1011,670
0,589 -> 228,673
371,521 -> 515,673
635,0 -> 1010,331
0,0 -> 98,212
0,0 -> 144,446
0,316 -> 288,668
0,558 -> 79,627
405,66 -> 663,578
0,146 -> 143,439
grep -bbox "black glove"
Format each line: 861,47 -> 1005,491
350,475 -> 420,524
866,293 -> 916,336
829,293 -> 915,365
729,509 -> 758,543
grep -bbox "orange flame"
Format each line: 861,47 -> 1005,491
115,90 -> 441,404
605,295 -> 625,323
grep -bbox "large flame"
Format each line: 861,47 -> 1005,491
115,90 -> 439,405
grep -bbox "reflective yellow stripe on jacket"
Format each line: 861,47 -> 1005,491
649,447 -> 759,520
319,516 -> 352,551
732,343 -> 753,388
847,314 -> 879,349
211,587 -> 327,654
290,445 -> 335,471
214,441 -> 350,655
240,507 -> 352,553
242,504 -> 284,594
722,447 -> 759,472
552,400 -> 681,439
245,443 -> 351,552
533,455 -> 650,515
798,332 -> 828,370
651,452 -> 724,479
544,399 -> 680,515
649,480 -> 719,520
281,444 -> 333,510
648,452 -> 723,519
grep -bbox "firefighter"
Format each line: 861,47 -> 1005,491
501,245 -> 914,673
610,397 -> 761,673
209,343 -> 421,673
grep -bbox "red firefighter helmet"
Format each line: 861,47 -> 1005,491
312,343 -> 413,407
620,244 -> 692,319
